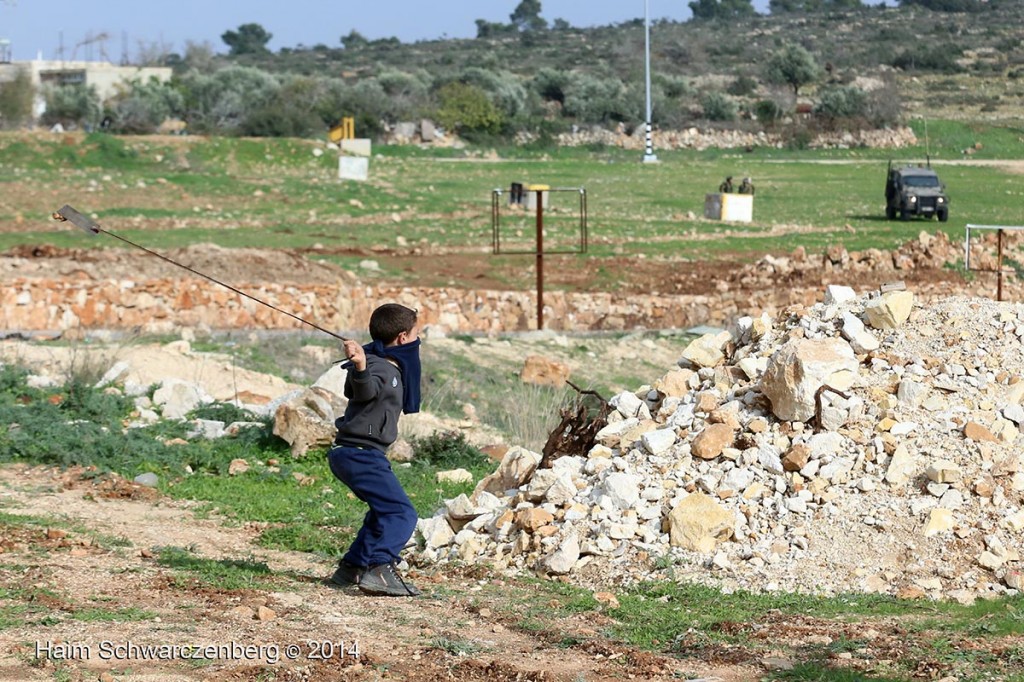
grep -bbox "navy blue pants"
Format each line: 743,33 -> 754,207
327,446 -> 418,567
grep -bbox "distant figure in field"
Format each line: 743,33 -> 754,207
738,177 -> 755,195
719,176 -> 734,193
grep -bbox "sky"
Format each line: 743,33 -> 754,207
0,0 -> 779,63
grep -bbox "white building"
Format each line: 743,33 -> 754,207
0,58 -> 173,121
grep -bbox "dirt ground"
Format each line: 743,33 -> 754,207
3,467 -> 1019,682
0,465 -> 762,682
2,238 -> 972,300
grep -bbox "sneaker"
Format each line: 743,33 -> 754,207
329,560 -> 364,587
358,562 -> 421,597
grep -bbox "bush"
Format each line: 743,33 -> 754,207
342,80 -> 391,138
41,84 -> 102,130
892,45 -> 964,73
435,82 -> 504,137
457,67 -> 529,120
863,77 -> 903,127
179,66 -> 279,133
654,73 -> 693,99
563,73 -> 634,126
110,77 -> 185,134
754,98 -> 785,123
701,91 -> 738,121
533,67 -> 571,104
727,74 -> 759,97
814,85 -> 867,120
0,68 -> 33,129
239,75 -> 324,137
410,431 -> 489,470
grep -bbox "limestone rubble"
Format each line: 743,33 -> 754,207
414,290 -> 1024,603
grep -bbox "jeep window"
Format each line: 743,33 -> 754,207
902,176 -> 941,188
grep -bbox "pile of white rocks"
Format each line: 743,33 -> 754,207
414,287 -> 1024,603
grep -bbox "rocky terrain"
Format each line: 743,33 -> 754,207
413,288 -> 1024,604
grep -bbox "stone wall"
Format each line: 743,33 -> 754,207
547,124 -> 917,152
2,278 -> 745,336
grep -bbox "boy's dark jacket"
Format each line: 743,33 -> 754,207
333,355 -> 403,451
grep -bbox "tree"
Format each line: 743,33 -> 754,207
689,0 -> 756,20
475,19 -> 514,38
179,66 -> 279,132
769,0 -> 863,11
435,82 -> 503,137
765,43 -> 822,97
899,0 -> 990,10
0,68 -> 33,129
41,84 -> 102,129
221,23 -> 272,56
510,0 -> 547,32
340,30 -> 368,49
110,77 -> 185,133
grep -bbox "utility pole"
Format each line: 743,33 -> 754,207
642,0 -> 658,163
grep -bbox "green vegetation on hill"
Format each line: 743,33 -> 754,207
4,3 -> 1023,140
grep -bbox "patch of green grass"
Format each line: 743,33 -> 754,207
430,636 -> 486,656
907,594 -> 1024,638
0,586 -> 66,631
70,606 -> 157,623
609,582 -> 918,649
0,511 -> 70,530
156,546 -> 277,590
772,663 -> 910,681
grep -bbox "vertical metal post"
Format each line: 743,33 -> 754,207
997,228 -> 1004,302
535,189 -> 544,330
642,0 -> 658,164
492,190 -> 500,254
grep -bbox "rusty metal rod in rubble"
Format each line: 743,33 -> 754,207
51,204 -> 349,342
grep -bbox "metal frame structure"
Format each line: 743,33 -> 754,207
964,223 -> 1024,302
491,186 -> 588,330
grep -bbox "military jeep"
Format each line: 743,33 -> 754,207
885,161 -> 949,222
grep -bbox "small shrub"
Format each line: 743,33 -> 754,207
0,69 -> 33,129
814,85 -> 867,120
754,99 -> 785,123
410,430 -> 489,470
41,84 -> 102,130
727,75 -> 759,97
187,402 -> 262,424
533,67 -> 571,104
700,92 -> 738,122
893,45 -> 964,73
110,78 -> 185,134
784,126 -> 815,150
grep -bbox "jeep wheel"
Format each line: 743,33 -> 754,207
938,208 -> 948,223
886,206 -> 896,220
900,209 -> 910,221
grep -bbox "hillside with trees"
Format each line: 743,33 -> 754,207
2,0 -> 1022,144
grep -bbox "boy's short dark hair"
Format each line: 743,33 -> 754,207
369,304 -> 418,343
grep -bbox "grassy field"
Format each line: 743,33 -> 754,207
0,121 -> 1022,287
